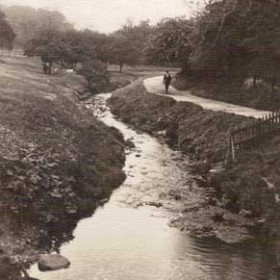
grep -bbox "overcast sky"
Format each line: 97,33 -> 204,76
1,0 -> 194,33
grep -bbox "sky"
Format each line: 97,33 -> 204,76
1,0 -> 193,33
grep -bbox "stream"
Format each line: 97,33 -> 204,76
29,93 -> 280,280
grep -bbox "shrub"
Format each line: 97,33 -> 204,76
77,60 -> 109,94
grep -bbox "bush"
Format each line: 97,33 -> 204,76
77,60 -> 109,94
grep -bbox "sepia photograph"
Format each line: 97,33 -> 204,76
0,0 -> 279,279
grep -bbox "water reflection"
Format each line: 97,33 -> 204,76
30,202 -> 209,280
29,93 -> 280,280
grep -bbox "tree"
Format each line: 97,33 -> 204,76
144,18 -> 195,68
197,0 -> 280,88
76,30 -> 111,67
2,5 -> 74,48
188,1 -> 251,80
107,34 -> 137,72
25,28 -> 96,74
60,30 -> 96,69
105,21 -> 153,72
0,9 -> 16,49
24,27 -> 62,74
77,59 -> 109,93
119,20 -> 153,65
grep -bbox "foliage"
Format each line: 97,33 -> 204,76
103,20 -> 153,72
24,24 -> 109,95
59,30 -> 97,69
161,0 -> 280,100
20,0 -> 280,100
138,0 -> 280,98
119,20 -> 153,64
0,9 -> 16,49
24,28 -> 96,74
2,5 -> 73,48
83,31 -> 111,65
144,18 -> 195,67
107,34 -> 137,72
77,60 -> 109,93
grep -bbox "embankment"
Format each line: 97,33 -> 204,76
108,80 -> 280,239
0,56 -> 126,279
108,80 -> 247,166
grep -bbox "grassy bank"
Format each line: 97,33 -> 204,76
109,81 -> 247,165
108,80 -> 280,239
0,56 -> 126,278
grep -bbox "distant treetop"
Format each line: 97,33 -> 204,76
1,5 -> 74,48
0,9 -> 16,50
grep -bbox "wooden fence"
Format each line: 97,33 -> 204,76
227,111 -> 280,162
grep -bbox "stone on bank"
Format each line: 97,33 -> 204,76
38,254 -> 70,271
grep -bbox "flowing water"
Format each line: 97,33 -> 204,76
30,93 -> 280,280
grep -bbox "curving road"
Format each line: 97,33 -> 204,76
144,76 -> 270,118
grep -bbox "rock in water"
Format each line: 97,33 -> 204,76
38,254 -> 70,271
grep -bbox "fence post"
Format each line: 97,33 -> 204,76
230,135 -> 235,162
226,112 -> 279,164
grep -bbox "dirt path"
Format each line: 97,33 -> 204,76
144,76 -> 269,118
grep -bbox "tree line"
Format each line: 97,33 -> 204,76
0,9 -> 16,49
2,1 -> 280,96
147,0 -> 280,96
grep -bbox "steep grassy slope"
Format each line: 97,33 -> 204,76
0,56 -> 126,278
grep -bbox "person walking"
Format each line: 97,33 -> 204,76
163,71 -> 172,93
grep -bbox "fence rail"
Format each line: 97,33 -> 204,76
226,111 -> 280,163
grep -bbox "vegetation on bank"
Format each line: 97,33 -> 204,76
167,0 -> 280,110
109,81 -> 247,164
173,73 -> 280,111
2,1 -> 280,109
1,0 -> 280,277
0,9 -> 15,49
108,80 -> 280,238
0,5 -> 153,74
0,56 -> 126,279
0,0 -> 279,257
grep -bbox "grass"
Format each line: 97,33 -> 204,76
0,55 -> 126,275
108,78 -> 280,239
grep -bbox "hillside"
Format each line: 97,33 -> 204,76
0,56 -> 126,279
